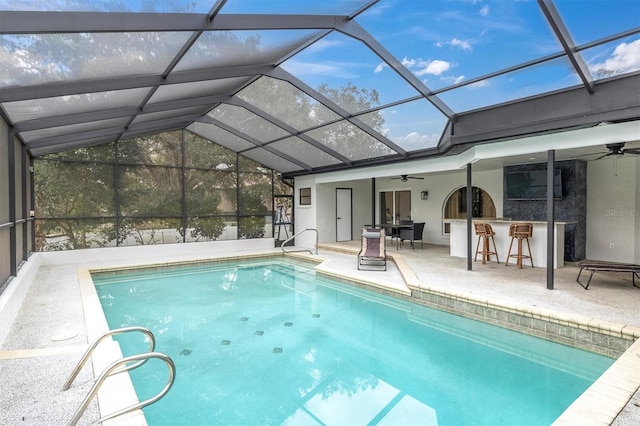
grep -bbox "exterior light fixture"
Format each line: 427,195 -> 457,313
421,191 -> 429,200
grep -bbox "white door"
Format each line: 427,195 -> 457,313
336,188 -> 352,241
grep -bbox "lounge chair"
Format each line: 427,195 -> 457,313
576,261 -> 640,289
399,222 -> 425,249
357,228 -> 387,270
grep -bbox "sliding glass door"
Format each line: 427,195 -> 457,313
380,190 -> 411,224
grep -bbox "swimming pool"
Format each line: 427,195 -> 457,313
93,259 -> 614,425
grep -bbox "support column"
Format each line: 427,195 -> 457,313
21,143 -> 28,261
547,150 -> 555,290
8,130 -> 16,276
467,163 -> 473,271
371,178 -> 376,226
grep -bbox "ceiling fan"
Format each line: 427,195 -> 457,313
591,142 -> 640,160
389,174 -> 425,182
588,142 -> 640,176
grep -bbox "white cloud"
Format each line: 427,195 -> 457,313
480,5 -> 490,16
442,75 -> 466,85
414,59 -> 451,76
282,60 -> 346,78
450,38 -> 472,51
395,131 -> 439,150
401,57 -> 416,67
589,39 -> 640,77
374,62 -> 387,73
305,38 -> 344,54
376,56 -> 446,74
436,37 -> 472,51
469,79 -> 490,88
398,56 -> 453,79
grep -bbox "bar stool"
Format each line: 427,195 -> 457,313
506,223 -> 533,268
474,223 -> 499,264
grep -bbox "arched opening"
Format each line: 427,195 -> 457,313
443,186 -> 496,234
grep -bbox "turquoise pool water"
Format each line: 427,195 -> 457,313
93,260 -> 614,426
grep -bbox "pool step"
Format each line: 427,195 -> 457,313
280,229 -> 319,255
282,245 -> 316,255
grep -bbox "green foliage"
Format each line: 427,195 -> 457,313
34,158 -> 115,249
236,76 -> 388,162
239,216 -> 266,239
313,82 -> 392,160
34,130 -> 251,249
318,82 -> 381,118
235,167 -> 272,239
187,216 -> 227,241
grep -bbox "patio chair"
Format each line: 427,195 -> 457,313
399,222 -> 425,249
357,228 -> 387,270
387,219 -> 412,243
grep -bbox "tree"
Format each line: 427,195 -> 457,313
235,157 -> 272,239
34,154 -> 115,249
235,77 -> 389,164
313,82 -> 392,160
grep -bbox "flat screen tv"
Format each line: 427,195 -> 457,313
506,169 -> 562,200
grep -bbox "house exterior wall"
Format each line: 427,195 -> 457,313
295,156 -> 639,265
375,168 -> 503,246
586,156 -> 639,263
293,176 -> 318,248
294,168 -> 503,247
503,160 -> 587,262
294,177 -> 372,245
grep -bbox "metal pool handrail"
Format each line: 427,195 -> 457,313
68,352 -> 176,426
281,228 -> 318,254
62,326 -> 156,391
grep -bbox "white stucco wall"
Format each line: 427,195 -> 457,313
292,138 -> 639,263
586,156 -> 639,263
294,176 -> 372,245
294,167 -> 503,247
293,176 -> 318,247
375,168 -> 503,245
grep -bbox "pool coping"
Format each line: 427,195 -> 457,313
78,250 -> 640,426
77,269 -> 147,426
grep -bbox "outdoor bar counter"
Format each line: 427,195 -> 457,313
447,219 -> 568,268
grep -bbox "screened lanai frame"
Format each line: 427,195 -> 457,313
1,0 -> 639,287
1,0 -> 638,170
31,129 -> 295,251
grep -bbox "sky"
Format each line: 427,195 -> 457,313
279,0 -> 640,150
